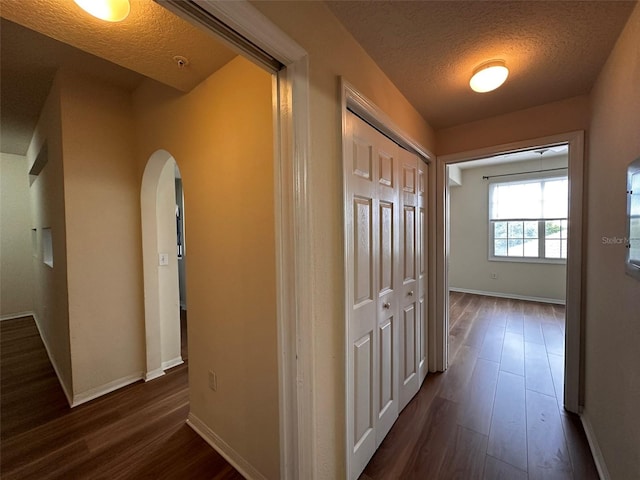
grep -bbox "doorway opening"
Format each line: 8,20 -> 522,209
141,150 -> 186,380
437,131 -> 585,413
447,146 -> 569,408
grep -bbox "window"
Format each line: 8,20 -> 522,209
489,177 -> 568,262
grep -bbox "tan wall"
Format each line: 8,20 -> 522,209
250,2 -> 437,477
436,95 -> 590,156
58,70 -> 145,398
157,158 -> 181,366
584,4 -> 640,478
0,153 -> 34,318
450,158 -> 567,302
133,57 -> 279,479
26,77 -> 73,397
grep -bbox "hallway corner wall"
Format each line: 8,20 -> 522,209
57,69 -> 145,401
0,152 -> 34,318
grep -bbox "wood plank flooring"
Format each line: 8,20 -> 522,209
360,292 -> 599,480
2,295 -> 599,479
0,316 -> 242,480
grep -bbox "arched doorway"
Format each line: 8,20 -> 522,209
141,149 -> 186,380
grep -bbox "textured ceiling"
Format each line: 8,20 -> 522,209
0,0 -> 237,155
1,19 -> 146,154
326,0 -> 637,129
1,0 -> 236,93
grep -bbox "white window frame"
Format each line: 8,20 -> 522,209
488,176 -> 568,264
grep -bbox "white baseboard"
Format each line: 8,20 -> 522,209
187,412 -> 267,480
71,372 -> 143,407
145,368 -> 165,382
581,411 -> 610,480
1,311 -> 35,321
31,313 -> 74,406
162,356 -> 184,371
449,287 -> 566,305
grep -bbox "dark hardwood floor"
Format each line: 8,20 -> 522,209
360,292 -> 599,480
2,295 -> 599,480
0,315 -> 243,480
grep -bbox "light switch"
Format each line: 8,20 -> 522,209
159,253 -> 169,266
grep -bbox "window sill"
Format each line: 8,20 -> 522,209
489,256 -> 566,265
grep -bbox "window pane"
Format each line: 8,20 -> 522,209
508,221 -> 523,238
545,220 -> 562,238
561,219 -> 568,238
561,240 -> 567,259
508,239 -> 524,256
524,238 -> 539,257
494,222 -> 507,238
490,177 -> 568,220
546,240 -> 562,258
491,182 -> 542,219
494,239 -> 507,256
524,221 -> 538,238
543,179 -> 568,218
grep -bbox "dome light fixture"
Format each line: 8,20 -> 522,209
73,0 -> 131,22
469,60 -> 509,93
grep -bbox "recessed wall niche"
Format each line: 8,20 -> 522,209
29,142 -> 48,185
32,228 -> 38,258
42,227 -> 53,267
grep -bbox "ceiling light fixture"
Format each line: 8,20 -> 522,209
73,0 -> 130,22
469,60 -> 509,93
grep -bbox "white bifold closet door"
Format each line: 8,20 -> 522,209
345,111 -> 427,479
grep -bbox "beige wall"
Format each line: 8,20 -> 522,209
437,95 -> 590,156
156,158 -> 181,367
133,57 -> 279,479
0,153 -> 34,318
27,77 -> 73,398
450,158 -> 567,302
250,2 -> 437,477
584,4 -> 640,478
58,70 -> 145,399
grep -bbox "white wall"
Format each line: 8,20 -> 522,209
0,153 -> 34,318
58,69 -> 145,401
584,4 -> 640,478
450,157 -> 567,302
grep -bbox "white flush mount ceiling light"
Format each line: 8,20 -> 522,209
469,60 -> 509,93
73,0 -> 130,22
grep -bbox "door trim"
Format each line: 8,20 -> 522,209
157,2 -> 313,479
436,130 -> 585,413
341,80 -> 433,478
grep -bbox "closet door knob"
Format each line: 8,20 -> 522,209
408,290 -> 414,297
383,302 -> 391,309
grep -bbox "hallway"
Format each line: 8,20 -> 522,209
360,293 -> 598,479
0,316 -> 241,479
1,295 -> 600,479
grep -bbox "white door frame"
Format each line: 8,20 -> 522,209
436,131 -> 585,413
158,1 -> 313,478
